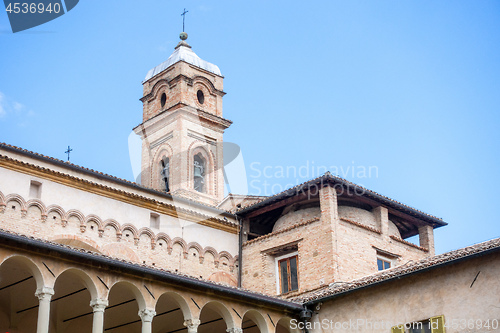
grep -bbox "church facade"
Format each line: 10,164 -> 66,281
0,33 -> 499,333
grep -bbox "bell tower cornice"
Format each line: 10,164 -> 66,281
140,73 -> 226,104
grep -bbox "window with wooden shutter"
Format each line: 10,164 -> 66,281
278,255 -> 299,294
430,316 -> 445,333
391,325 -> 405,333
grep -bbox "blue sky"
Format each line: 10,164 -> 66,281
1,1 -> 499,254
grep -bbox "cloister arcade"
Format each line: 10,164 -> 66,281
0,235 -> 301,333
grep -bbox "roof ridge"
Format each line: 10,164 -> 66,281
237,172 -> 444,223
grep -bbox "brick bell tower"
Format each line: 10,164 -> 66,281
134,32 -> 231,206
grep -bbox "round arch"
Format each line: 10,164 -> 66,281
55,267 -> 100,300
104,280 -> 148,332
189,144 -> 216,196
51,235 -> 102,254
198,300 -> 236,333
0,255 -> 45,289
0,255 -> 44,333
275,316 -> 300,333
151,144 -> 174,191
106,280 -> 147,310
50,268 -> 95,332
241,309 -> 269,333
153,291 -> 192,333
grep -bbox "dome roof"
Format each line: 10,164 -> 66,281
144,41 -> 222,82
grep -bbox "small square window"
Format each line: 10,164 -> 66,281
29,181 -> 42,199
377,258 -> 391,271
375,248 -> 399,271
150,213 -> 160,229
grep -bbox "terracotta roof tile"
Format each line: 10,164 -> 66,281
237,172 -> 445,225
292,236 -> 500,303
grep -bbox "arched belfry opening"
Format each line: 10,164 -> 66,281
160,156 -> 170,192
193,153 -> 206,193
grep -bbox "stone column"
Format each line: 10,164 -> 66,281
90,299 -> 108,333
226,328 -> 243,333
138,309 -> 156,333
418,225 -> 435,256
183,319 -> 201,333
35,287 -> 54,333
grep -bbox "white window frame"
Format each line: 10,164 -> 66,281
376,253 -> 395,271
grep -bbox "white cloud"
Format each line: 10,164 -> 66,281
0,92 -> 6,118
13,101 -> 24,112
0,92 -> 34,121
197,5 -> 211,12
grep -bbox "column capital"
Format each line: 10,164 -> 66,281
90,299 -> 108,313
183,318 -> 201,331
138,309 -> 156,323
35,287 -> 54,301
226,328 -> 243,333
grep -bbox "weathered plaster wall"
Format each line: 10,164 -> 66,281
309,251 -> 500,333
273,207 -> 321,232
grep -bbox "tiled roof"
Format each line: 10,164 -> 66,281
292,237 -> 500,304
144,41 -> 222,82
237,172 -> 446,226
0,228 -> 302,308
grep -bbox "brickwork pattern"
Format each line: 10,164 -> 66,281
0,190 -> 238,283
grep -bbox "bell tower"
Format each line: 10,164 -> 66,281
134,33 -> 231,206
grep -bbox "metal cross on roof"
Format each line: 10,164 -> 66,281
65,145 -> 73,161
181,8 -> 189,32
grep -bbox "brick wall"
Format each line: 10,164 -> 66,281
0,189 -> 238,285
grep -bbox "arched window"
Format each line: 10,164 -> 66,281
193,153 -> 206,193
160,157 -> 170,192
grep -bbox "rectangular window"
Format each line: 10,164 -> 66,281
150,213 -> 160,229
29,180 -> 42,199
278,255 -> 299,294
377,258 -> 391,271
407,320 -> 431,333
376,248 -> 398,271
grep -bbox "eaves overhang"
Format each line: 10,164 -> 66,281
0,229 -> 303,312
237,172 -> 447,228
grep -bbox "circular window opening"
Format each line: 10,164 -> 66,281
160,93 -> 167,108
197,90 -> 205,104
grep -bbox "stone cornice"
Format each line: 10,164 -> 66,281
134,104 -> 232,137
141,73 -> 225,103
0,155 -> 238,234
